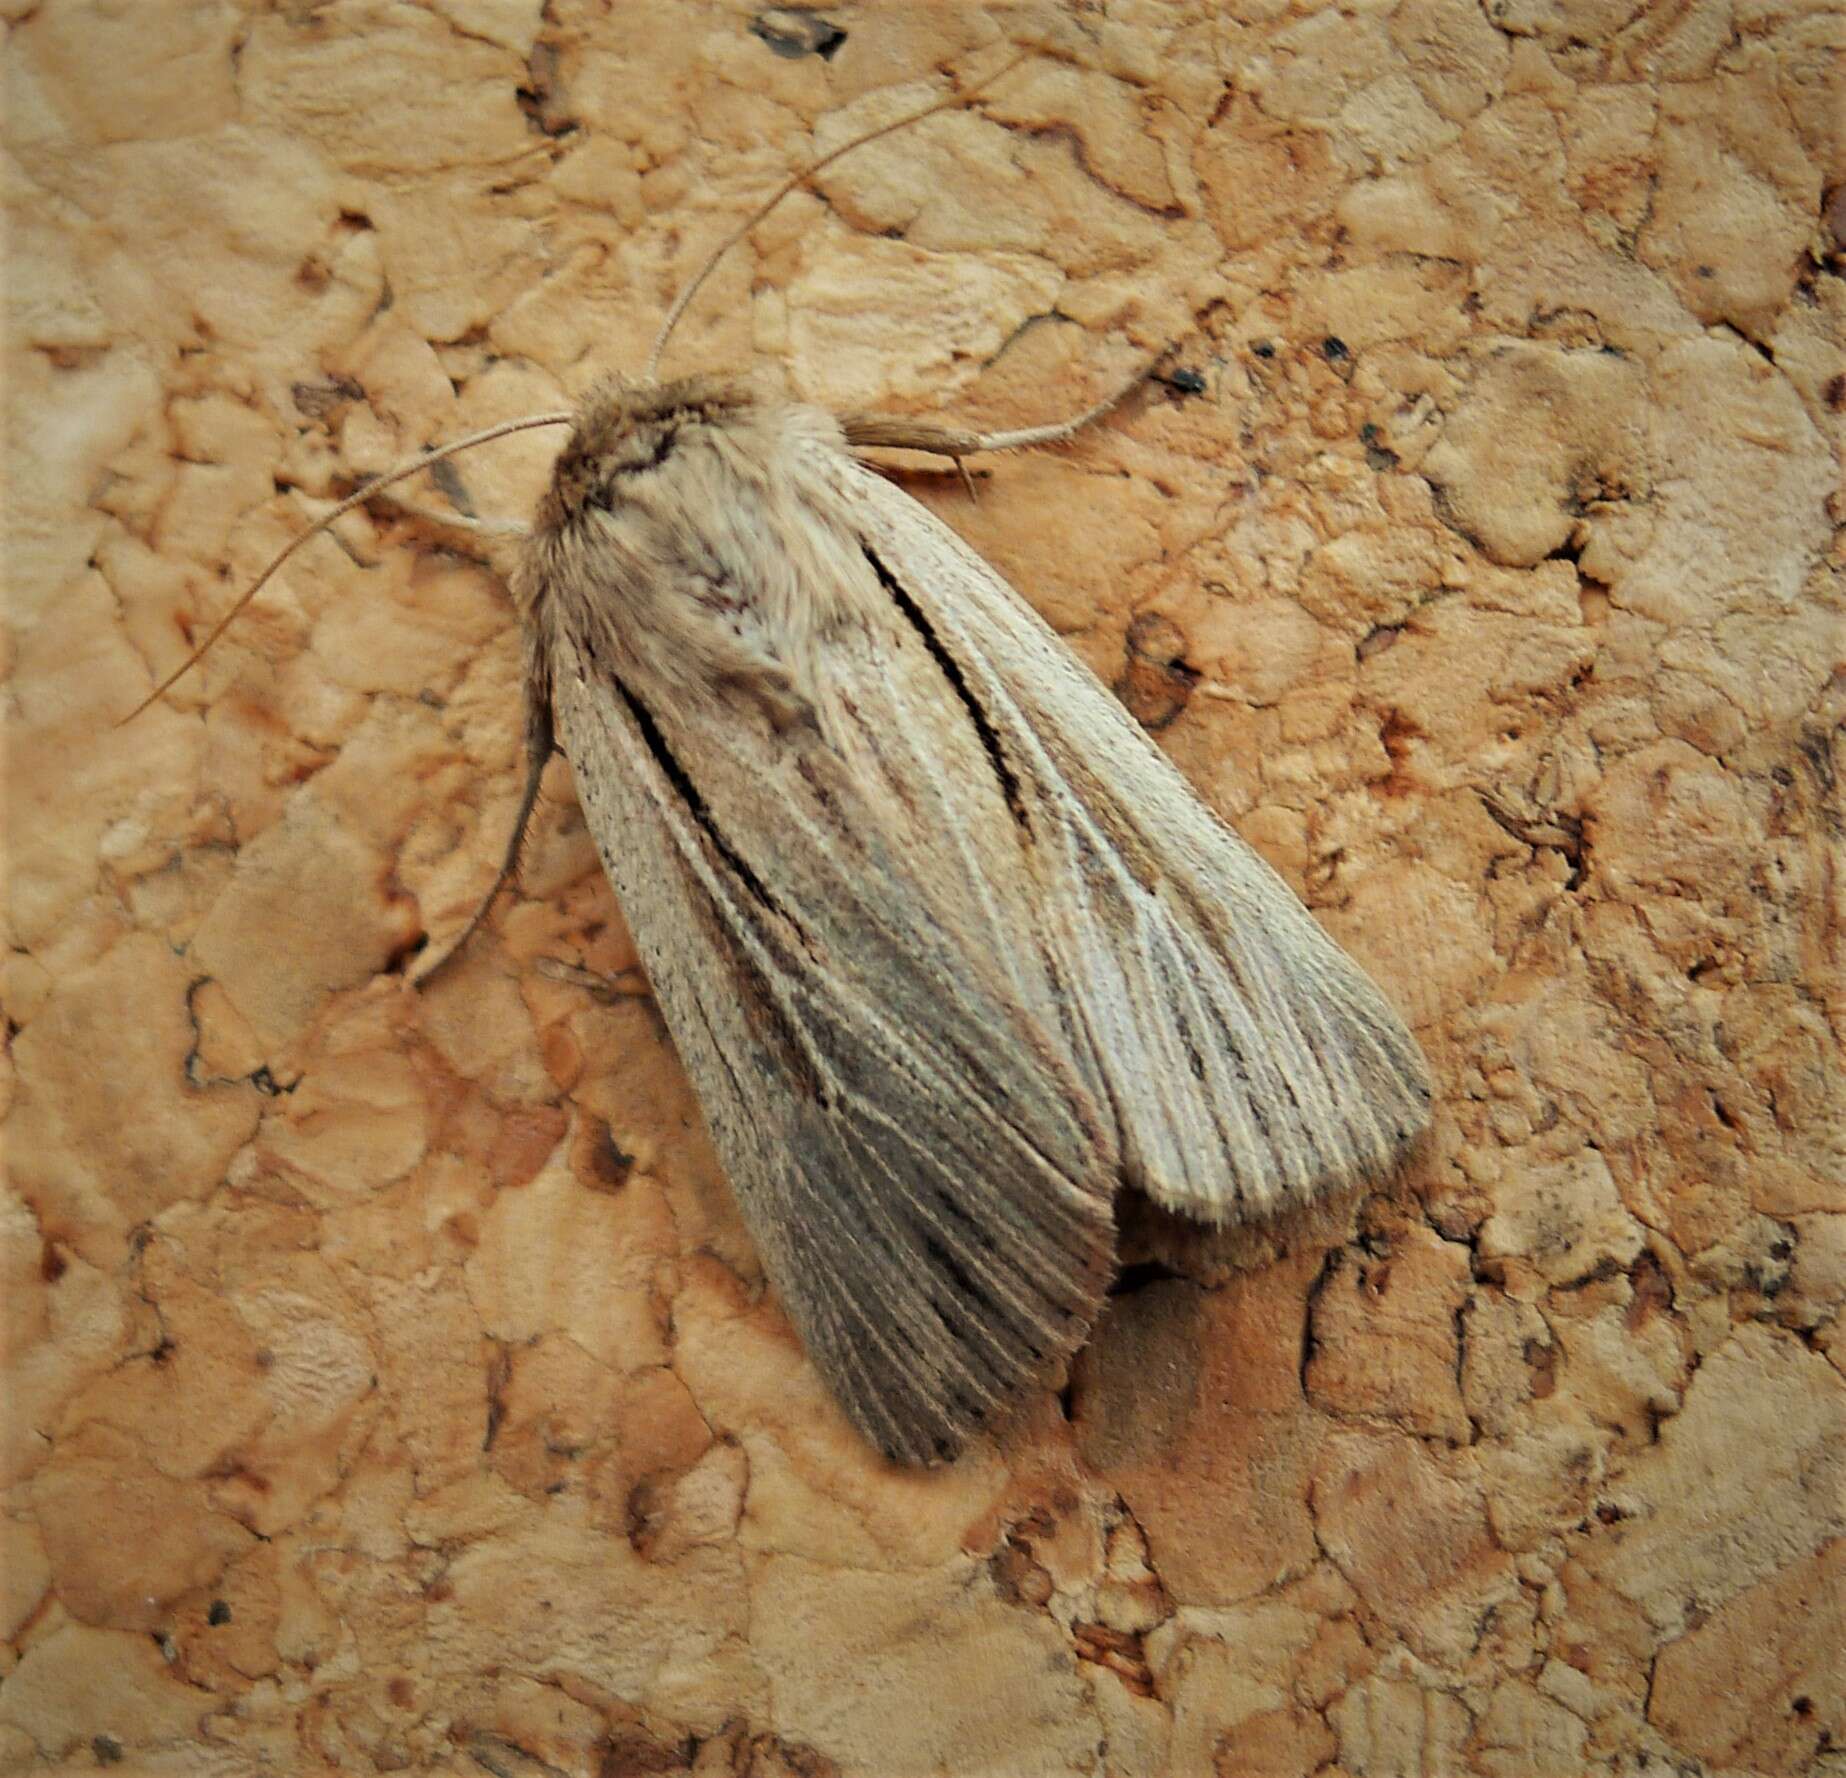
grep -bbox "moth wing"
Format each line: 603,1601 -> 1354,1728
548,631 -> 1115,1466
841,459 -> 1432,1226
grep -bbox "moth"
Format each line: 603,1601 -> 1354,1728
137,54 -> 1432,1464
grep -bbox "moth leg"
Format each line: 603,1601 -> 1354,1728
372,487 -> 532,582
414,691 -> 555,987
533,957 -> 651,1004
840,350 -> 1170,466
384,497 -> 531,542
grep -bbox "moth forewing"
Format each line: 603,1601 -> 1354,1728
837,457 -> 1434,1220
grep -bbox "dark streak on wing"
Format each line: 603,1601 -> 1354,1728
609,672 -> 831,1108
612,674 -> 787,922
863,545 -> 1028,828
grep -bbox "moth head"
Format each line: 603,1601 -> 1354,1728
542,375 -> 757,528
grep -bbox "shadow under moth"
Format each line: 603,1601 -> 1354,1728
136,49 -> 1432,1465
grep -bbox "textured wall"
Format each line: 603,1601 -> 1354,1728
5,1 -> 1843,1773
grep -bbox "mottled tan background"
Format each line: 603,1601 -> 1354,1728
5,0 -> 1843,1773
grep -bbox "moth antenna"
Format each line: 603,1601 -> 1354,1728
120,410 -> 574,724
644,46 -> 1033,380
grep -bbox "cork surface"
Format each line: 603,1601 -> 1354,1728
5,2 -> 1843,1773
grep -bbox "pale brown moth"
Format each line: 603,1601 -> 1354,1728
134,50 -> 1432,1465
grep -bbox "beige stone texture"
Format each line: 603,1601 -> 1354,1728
4,1 -> 1842,1773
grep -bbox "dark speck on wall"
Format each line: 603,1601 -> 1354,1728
750,8 -> 847,59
